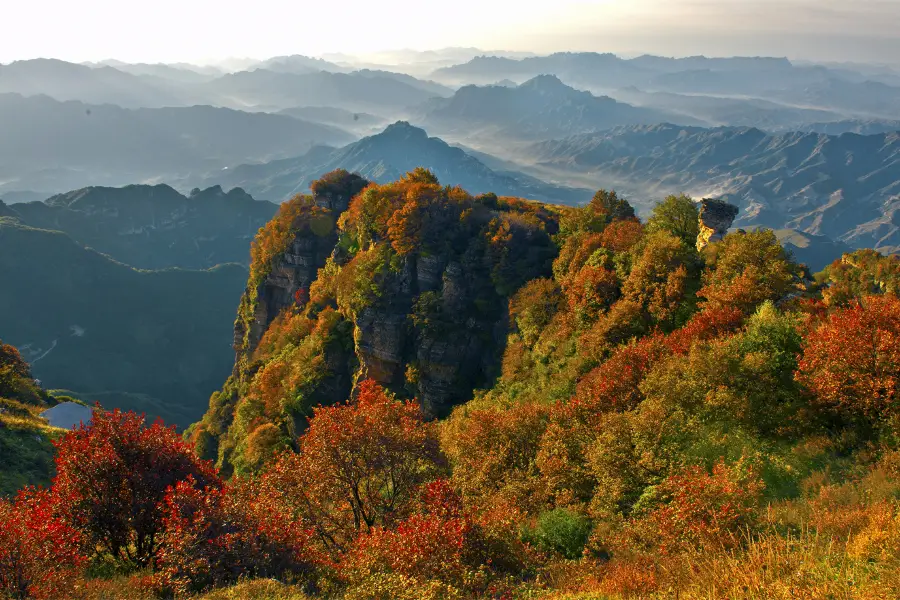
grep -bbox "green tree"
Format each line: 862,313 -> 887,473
646,194 -> 700,248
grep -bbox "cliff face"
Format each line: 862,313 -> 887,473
193,169 -> 559,474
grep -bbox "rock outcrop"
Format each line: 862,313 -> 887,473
696,199 -> 739,251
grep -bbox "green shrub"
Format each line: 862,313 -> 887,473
522,508 -> 592,559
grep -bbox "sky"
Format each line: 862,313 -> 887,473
2,0 -> 899,65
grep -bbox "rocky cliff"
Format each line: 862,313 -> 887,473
191,169 -> 559,474
696,198 -> 739,251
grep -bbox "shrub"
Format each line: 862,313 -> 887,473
0,488 -> 85,600
52,409 -> 220,569
522,508 -> 592,559
154,478 -> 319,597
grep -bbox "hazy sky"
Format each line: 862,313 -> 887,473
2,0 -> 899,65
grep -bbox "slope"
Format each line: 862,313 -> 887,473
0,219 -> 247,427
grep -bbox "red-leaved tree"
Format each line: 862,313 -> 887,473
52,409 -> 220,568
154,477 -> 320,596
796,294 -> 900,433
0,488 -> 85,600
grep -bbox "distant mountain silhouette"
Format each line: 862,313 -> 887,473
528,123 -> 900,251
3,184 -> 277,270
0,93 -> 354,194
255,54 -> 347,74
418,75 -> 688,139
203,121 -> 591,204
202,69 -> 442,112
0,59 -> 189,107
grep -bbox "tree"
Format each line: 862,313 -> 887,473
698,230 -> 799,314
0,341 -> 43,404
796,294 -> 900,434
622,231 -> 698,329
52,409 -> 220,568
589,190 -> 635,223
0,488 -> 84,600
260,380 -> 444,553
646,194 -> 699,248
509,278 -> 564,346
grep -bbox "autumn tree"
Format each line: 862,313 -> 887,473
796,294 -> 900,434
509,278 -> 564,346
645,194 -> 699,248
259,380 -> 444,553
0,341 -> 43,404
52,409 -> 220,568
589,189 -> 635,223
698,230 -> 799,314
621,230 -> 699,329
0,488 -> 84,600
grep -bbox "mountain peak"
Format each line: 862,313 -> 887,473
380,121 -> 429,139
519,74 -> 568,91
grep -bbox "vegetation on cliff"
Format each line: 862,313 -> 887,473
3,171 -> 900,598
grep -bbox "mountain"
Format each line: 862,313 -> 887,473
0,93 -> 354,194
85,61 -> 221,83
431,52 -> 799,88
254,54 -> 347,74
773,229 -> 854,272
418,75 -> 690,140
278,106 -> 388,132
201,122 -> 591,204
3,184 -> 277,270
609,86 -> 843,131
527,124 -> 900,251
0,218 -> 247,427
352,69 -> 454,97
202,69 -> 442,112
795,120 -> 900,135
0,59 -> 189,107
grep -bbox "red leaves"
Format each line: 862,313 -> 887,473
154,478 -> 319,596
622,460 -> 764,555
0,488 -> 84,600
51,408 -> 220,568
797,295 -> 900,429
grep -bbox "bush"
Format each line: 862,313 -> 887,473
154,478 -> 319,597
52,409 -> 220,569
522,508 -> 592,559
0,488 -> 85,599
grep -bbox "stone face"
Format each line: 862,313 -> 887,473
697,199 -> 740,251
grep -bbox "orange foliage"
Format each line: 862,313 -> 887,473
797,294 -> 900,430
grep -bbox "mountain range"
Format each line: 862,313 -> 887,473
1,184 -> 277,269
199,121 -> 591,205
0,93 -> 354,195
417,75 -> 688,140
527,123 -> 900,251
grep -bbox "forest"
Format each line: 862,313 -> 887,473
2,168 -> 900,599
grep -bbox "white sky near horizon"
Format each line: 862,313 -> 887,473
2,0 -> 899,66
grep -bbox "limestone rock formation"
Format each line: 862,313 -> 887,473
696,199 -> 739,251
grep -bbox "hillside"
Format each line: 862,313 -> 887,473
203,121 -> 591,204
0,93 -> 354,195
4,184 -> 277,269
527,124 -> 900,251
0,219 -> 247,426
419,75 -> 687,139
